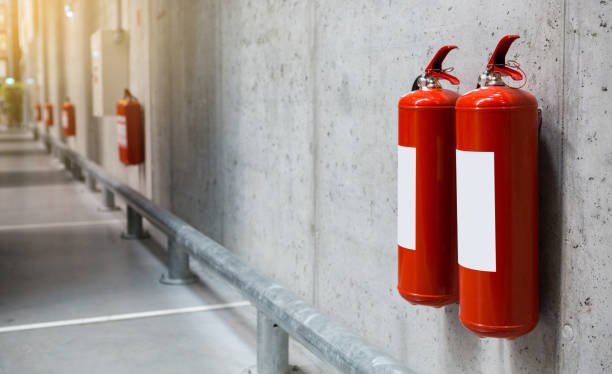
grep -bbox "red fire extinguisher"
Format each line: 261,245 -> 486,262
456,35 -> 538,338
44,103 -> 53,127
34,103 -> 42,122
397,46 -> 460,307
62,98 -> 76,137
116,89 -> 144,165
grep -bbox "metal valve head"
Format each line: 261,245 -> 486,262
424,45 -> 460,85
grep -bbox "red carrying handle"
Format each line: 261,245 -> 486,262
424,45 -> 460,85
487,35 -> 523,80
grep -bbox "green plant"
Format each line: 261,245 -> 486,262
0,81 -> 24,125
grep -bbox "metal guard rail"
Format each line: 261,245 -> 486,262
44,136 -> 413,374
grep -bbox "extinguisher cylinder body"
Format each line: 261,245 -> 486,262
397,87 -> 459,307
455,86 -> 538,338
34,104 -> 42,122
44,103 -> 53,127
62,102 -> 76,136
116,98 -> 144,165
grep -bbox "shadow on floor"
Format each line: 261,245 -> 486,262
0,149 -> 47,157
0,137 -> 35,143
0,170 -> 74,188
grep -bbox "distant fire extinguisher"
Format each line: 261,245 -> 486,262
44,103 -> 53,127
456,35 -> 538,338
397,46 -> 460,307
116,89 -> 144,165
62,98 -> 76,137
34,103 -> 42,122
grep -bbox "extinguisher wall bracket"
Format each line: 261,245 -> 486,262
487,35 -> 523,81
424,45 -> 460,85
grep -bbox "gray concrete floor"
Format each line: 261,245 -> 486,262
0,130 -> 262,373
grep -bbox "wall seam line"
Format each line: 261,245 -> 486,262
310,0 -> 319,307
557,0 -> 568,372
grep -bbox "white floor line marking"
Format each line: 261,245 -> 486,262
0,219 -> 123,231
0,301 -> 251,333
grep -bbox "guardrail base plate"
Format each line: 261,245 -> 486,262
121,231 -> 150,240
159,273 -> 197,285
241,365 -> 303,374
97,206 -> 121,212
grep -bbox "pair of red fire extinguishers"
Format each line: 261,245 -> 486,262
397,35 -> 538,339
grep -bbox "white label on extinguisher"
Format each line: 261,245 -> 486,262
397,146 -> 416,250
456,150 -> 496,272
117,115 -> 127,148
62,111 -> 68,129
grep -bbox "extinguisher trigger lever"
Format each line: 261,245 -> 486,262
487,35 -> 523,81
432,70 -> 460,85
424,45 -> 460,85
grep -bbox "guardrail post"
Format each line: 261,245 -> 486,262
160,236 -> 196,285
121,205 -> 148,239
257,311 -> 289,374
43,135 -> 51,153
64,156 -> 72,172
73,164 -> 83,181
86,171 -> 97,191
99,187 -> 120,211
66,157 -> 82,181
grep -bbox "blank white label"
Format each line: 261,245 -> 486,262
397,146 -> 416,250
117,115 -> 127,148
456,150 -> 496,272
62,111 -> 68,129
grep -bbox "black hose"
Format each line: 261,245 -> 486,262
411,75 -> 422,91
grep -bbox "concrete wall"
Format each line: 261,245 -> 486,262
560,2 -> 612,372
62,0 -> 96,158
28,0 -> 164,200
87,0 -> 149,193
19,0 -> 612,373
43,0 -> 64,142
33,0 -> 47,136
